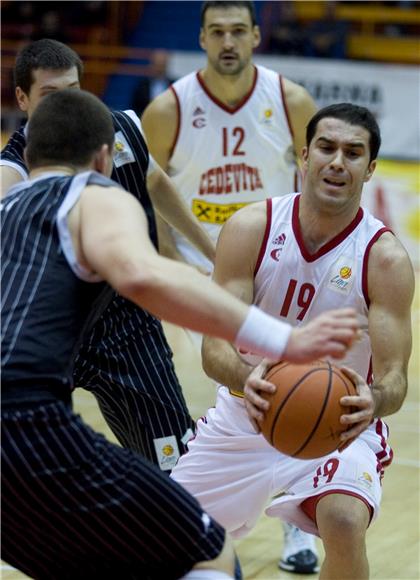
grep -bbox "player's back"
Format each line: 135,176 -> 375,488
1,172 -> 108,388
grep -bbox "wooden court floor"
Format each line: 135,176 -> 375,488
2,276 -> 419,580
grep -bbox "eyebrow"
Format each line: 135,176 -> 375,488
40,81 -> 80,90
316,137 -> 366,149
207,22 -> 249,29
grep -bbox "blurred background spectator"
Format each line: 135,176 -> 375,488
265,2 -> 306,56
130,49 -> 174,115
303,1 -> 349,58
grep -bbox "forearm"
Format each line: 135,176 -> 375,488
156,215 -> 186,261
148,169 -> 215,263
202,336 -> 254,391
371,368 -> 408,417
117,257 -> 292,360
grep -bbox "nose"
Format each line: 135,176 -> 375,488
329,149 -> 345,171
222,32 -> 235,49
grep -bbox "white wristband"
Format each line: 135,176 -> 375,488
234,305 -> 292,360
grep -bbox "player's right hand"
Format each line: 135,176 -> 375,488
283,308 -> 360,362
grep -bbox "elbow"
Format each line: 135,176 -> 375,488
111,264 -> 161,305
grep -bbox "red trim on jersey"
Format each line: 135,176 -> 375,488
361,227 -> 392,307
375,418 -> 393,466
301,490 -> 374,525
196,67 -> 258,114
279,75 -> 294,140
168,86 -> 181,160
292,196 -> 364,262
254,198 -> 272,277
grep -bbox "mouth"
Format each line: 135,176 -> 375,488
323,177 -> 346,188
220,53 -> 238,64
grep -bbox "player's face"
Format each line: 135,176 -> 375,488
302,118 -> 376,213
200,7 -> 260,76
16,66 -> 80,118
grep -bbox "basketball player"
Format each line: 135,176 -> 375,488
170,103 -> 414,579
1,89 -> 360,579
0,39 -> 217,470
141,0 -> 319,570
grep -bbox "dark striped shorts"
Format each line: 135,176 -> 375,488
1,400 -> 225,579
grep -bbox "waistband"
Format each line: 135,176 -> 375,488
229,388 -> 244,399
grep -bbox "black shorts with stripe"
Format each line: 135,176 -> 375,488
73,298 -> 196,465
1,400 -> 225,579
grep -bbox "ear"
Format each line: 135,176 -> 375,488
301,146 -> 309,170
253,25 -> 261,49
364,160 -> 376,183
93,144 -> 112,176
199,28 -> 206,51
16,87 -> 29,113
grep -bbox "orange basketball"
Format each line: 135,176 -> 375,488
260,360 -> 357,459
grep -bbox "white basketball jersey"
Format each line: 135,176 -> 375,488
250,193 -> 390,382
168,65 -> 298,268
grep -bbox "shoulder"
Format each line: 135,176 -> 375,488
281,77 -> 316,114
219,201 -> 268,241
368,232 -> 415,302
142,88 -> 178,125
369,231 -> 413,271
141,88 -> 179,159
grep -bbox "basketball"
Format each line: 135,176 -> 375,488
259,360 -> 357,459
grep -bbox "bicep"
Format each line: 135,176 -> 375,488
141,91 -> 178,170
212,205 -> 266,303
80,186 -> 158,289
283,79 -> 317,161
368,239 -> 414,379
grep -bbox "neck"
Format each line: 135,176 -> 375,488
298,195 -> 360,254
29,165 -> 85,179
200,63 -> 256,107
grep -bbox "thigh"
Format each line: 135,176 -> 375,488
1,403 -> 224,580
74,319 -> 195,462
266,438 -> 383,537
91,383 -> 195,468
172,389 -> 280,538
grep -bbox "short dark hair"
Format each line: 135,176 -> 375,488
306,103 -> 381,162
14,39 -> 83,94
26,89 -> 114,170
200,1 -> 257,27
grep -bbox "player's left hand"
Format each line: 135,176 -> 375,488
338,366 -> 376,452
243,359 -> 276,432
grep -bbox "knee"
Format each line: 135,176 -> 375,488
193,532 -> 237,577
316,497 -> 370,548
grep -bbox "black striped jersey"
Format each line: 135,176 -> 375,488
1,109 -> 189,416
0,110 -> 158,247
1,171 -> 116,388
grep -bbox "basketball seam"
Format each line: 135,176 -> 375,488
291,361 -> 333,457
269,365 -> 329,446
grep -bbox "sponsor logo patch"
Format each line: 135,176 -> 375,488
113,131 -> 135,167
357,471 -> 374,490
327,257 -> 355,294
192,199 -> 250,224
153,435 -> 180,471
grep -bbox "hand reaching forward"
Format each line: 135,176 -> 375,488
284,308 -> 360,362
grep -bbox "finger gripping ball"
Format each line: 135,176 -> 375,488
260,360 -> 357,459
